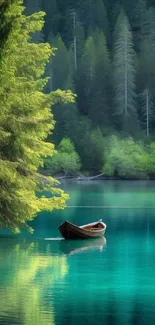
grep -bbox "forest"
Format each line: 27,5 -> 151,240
24,0 -> 155,178
0,2 -> 155,322
1,0 -> 155,231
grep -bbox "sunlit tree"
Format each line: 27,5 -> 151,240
0,0 -> 74,232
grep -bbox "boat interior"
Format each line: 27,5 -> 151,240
81,222 -> 104,231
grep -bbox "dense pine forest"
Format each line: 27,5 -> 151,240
24,0 -> 155,178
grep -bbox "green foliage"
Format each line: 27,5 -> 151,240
23,0 -> 155,177
0,0 -> 74,232
81,128 -> 105,172
103,136 -> 148,178
46,35 -> 70,91
89,31 -> 112,127
58,137 -> 76,154
113,11 -> 136,117
95,0 -> 110,43
138,37 -> 155,136
0,0 -> 15,49
122,0 -> 147,49
44,138 -> 81,175
71,119 -> 105,172
76,0 -> 109,41
76,36 -> 97,115
42,0 -> 60,38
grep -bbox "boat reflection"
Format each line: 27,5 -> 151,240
59,237 -> 106,255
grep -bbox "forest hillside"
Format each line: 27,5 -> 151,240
25,0 -> 155,178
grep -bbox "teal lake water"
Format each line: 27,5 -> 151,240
1,180 -> 155,325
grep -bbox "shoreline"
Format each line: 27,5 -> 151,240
41,170 -> 155,181
56,177 -> 155,181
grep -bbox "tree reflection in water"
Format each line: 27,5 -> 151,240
0,239 -> 68,325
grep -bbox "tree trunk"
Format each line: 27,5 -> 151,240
124,31 -> 128,115
146,88 -> 149,137
73,11 -> 77,71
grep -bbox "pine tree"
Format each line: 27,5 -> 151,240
76,0 -> 110,41
95,0 -> 110,44
74,16 -> 85,69
131,0 -> 147,47
138,38 -> 155,136
64,47 -> 75,90
141,89 -> 153,137
63,10 -> 85,71
75,36 -> 97,115
0,0 -> 15,49
47,35 -> 70,91
0,0 -> 74,232
76,0 -> 96,32
138,38 -> 155,94
142,7 -> 155,47
112,7 -> 124,44
109,0 -> 121,35
113,11 -> 137,131
122,0 -> 147,50
89,31 -> 112,127
72,10 -> 78,71
42,0 -> 61,38
81,36 -> 97,82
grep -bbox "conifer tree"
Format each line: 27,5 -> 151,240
95,0 -> 110,43
76,0 -> 110,41
113,11 -> 137,131
138,38 -> 155,136
121,0 -> 147,49
141,89 -> 153,137
75,36 -> 97,115
83,36 -> 96,81
76,0 -> 96,31
0,0 -> 15,49
142,7 -> 155,47
46,35 -> 70,91
0,0 -> 73,232
108,0 -> 121,35
89,32 -> 112,126
63,10 -> 85,71
42,0 -> 60,38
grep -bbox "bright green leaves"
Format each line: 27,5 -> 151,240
103,136 -> 148,178
0,0 -> 74,232
44,138 -> 81,175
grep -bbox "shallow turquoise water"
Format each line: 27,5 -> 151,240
0,180 -> 155,325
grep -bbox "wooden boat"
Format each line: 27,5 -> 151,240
58,219 -> 106,239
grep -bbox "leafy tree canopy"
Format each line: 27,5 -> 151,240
103,136 -> 148,178
44,138 -> 81,175
0,0 -> 74,232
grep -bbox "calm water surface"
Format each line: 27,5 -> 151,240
0,180 -> 155,325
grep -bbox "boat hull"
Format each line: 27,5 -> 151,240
58,221 -> 106,239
